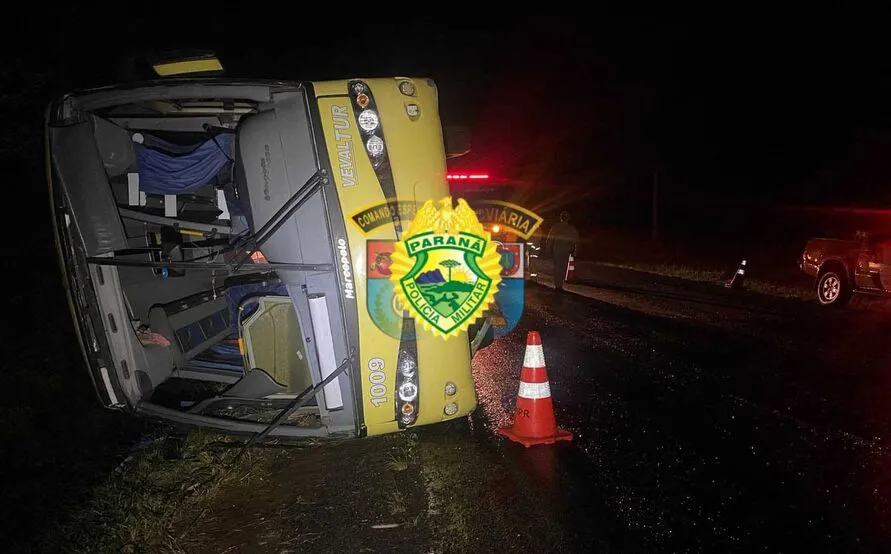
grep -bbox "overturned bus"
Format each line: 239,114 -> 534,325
46,63 -> 484,440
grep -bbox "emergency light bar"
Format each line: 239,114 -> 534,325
446,173 -> 489,180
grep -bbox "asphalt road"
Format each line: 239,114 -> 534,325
470,264 -> 891,552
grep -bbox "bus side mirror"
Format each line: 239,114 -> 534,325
444,126 -> 471,159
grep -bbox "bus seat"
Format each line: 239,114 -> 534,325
148,292 -> 233,369
240,296 -> 312,393
222,368 -> 286,398
135,343 -> 176,396
93,116 -> 233,222
92,115 -> 137,178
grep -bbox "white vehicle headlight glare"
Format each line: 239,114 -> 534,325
358,110 -> 379,132
398,382 -> 418,402
366,135 -> 385,156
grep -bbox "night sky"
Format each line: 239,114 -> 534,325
8,9 -> 891,232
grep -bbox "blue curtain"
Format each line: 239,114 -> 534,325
136,134 -> 233,194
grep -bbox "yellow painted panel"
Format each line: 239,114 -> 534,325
313,78 -> 476,435
152,58 -> 223,77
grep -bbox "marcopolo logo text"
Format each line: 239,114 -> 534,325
337,238 -> 355,300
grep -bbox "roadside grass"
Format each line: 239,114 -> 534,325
386,490 -> 408,516
385,432 -> 419,517
386,437 -> 418,473
599,262 -> 727,284
37,428 -> 277,554
743,278 -> 813,300
415,421 -> 570,551
417,426 -> 493,547
541,227 -> 817,301
596,261 -> 813,300
387,452 -> 410,472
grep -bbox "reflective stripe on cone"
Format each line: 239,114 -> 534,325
518,381 -> 551,399
565,254 -> 575,283
523,343 -> 545,369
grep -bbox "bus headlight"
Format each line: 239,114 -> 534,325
349,80 -> 392,173
396,376 -> 418,424
444,382 -> 457,396
398,381 -> 418,402
444,402 -> 458,416
358,110 -> 379,132
399,358 -> 416,376
366,136 -> 385,157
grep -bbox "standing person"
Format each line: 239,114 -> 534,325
547,211 -> 579,291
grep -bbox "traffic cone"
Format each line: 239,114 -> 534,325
564,254 -> 576,284
724,259 -> 747,289
497,331 -> 573,447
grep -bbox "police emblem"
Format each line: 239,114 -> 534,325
390,197 -> 502,339
366,240 -> 412,340
492,243 -> 525,337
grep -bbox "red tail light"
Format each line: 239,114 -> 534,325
446,173 -> 489,180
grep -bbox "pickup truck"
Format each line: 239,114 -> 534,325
800,232 -> 891,306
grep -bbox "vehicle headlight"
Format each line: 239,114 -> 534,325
444,402 -> 458,416
398,381 -> 418,402
358,110 -> 379,132
399,357 -> 416,377
366,136 -> 385,157
444,382 -> 457,396
349,80 -> 391,172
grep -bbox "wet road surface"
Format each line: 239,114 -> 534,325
472,265 -> 891,552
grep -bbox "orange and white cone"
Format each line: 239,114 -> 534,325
497,331 -> 573,447
564,254 -> 576,284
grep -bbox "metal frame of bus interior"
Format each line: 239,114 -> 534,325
48,82 -> 360,440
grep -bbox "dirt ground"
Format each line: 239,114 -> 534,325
173,419 -> 586,554
179,433 -> 429,553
